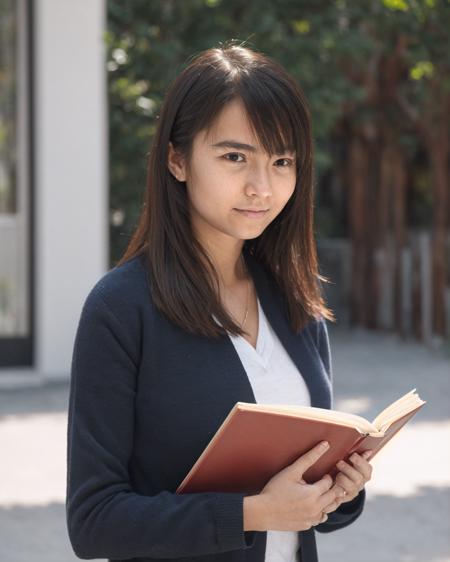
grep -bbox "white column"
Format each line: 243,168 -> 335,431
35,0 -> 108,380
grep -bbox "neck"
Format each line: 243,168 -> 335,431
195,234 -> 246,289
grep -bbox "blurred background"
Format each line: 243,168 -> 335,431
0,0 -> 449,561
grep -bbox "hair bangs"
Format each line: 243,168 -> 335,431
241,96 -> 296,160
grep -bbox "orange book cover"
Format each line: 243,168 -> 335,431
176,389 -> 426,495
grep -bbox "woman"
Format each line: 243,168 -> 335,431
66,43 -> 373,562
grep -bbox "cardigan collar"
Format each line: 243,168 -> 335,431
239,248 -> 331,410
138,247 -> 331,410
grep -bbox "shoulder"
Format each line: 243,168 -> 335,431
84,253 -> 152,309
309,315 -> 329,346
75,254 -> 153,365
93,253 -> 149,297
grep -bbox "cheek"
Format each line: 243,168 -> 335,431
186,177 -> 232,221
276,178 -> 297,208
286,174 -> 297,195
286,184 -> 296,202
187,164 -> 235,205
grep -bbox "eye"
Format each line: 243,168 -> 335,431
222,152 -> 245,163
221,153 -> 294,167
275,158 -> 294,167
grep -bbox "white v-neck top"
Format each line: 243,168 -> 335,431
227,297 -> 311,562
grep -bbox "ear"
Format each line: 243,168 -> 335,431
167,142 -> 187,182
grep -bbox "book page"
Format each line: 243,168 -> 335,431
372,389 -> 426,431
236,402 -> 380,435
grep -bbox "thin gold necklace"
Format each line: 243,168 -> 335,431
225,256 -> 250,329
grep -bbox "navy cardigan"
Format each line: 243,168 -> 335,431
66,248 -> 365,562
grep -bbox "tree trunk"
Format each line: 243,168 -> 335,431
391,144 -> 408,335
348,134 -> 370,327
421,80 -> 450,338
427,128 -> 449,337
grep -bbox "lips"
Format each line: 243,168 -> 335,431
234,208 -> 269,219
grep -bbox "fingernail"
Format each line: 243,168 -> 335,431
321,441 -> 330,450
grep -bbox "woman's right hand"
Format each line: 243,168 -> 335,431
254,441 -> 346,532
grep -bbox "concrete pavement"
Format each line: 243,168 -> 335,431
1,326 -> 449,562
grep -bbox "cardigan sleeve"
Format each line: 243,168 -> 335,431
315,316 -> 333,400
312,316 -> 366,533
66,286 -> 257,560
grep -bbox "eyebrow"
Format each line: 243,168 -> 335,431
210,140 -> 294,156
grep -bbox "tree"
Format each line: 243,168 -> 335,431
106,0 -> 449,341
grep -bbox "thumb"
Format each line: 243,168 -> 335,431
291,441 -> 330,477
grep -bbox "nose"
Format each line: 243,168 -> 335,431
244,163 -> 273,198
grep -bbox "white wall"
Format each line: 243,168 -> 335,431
34,0 -> 108,380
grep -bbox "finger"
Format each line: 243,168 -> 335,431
329,483 -> 346,495
322,485 -> 348,513
336,460 -> 365,487
317,484 -> 346,511
334,472 -> 356,495
344,453 -> 372,481
316,512 -> 328,525
328,482 -> 347,501
322,498 -> 343,514
349,453 -> 373,480
309,473 -> 334,496
293,441 -> 330,475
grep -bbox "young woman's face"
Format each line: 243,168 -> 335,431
170,98 -> 297,246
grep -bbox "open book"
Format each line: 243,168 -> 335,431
176,388 -> 426,495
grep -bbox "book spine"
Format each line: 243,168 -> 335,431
346,434 -> 371,458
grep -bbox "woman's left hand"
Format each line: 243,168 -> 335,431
332,450 -> 373,504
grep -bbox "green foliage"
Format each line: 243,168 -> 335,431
106,0 -> 450,264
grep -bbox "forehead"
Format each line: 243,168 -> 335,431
202,99 -> 256,144
198,98 -> 294,155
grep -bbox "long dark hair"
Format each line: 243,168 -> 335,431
116,41 -> 335,338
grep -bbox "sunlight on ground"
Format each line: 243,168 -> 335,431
365,421 -> 450,497
2,411 -> 449,507
335,396 -> 373,415
1,413 -> 68,506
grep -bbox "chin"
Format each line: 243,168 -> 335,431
214,221 -> 268,241
236,227 -> 267,240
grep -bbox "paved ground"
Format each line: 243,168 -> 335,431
0,326 -> 449,562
